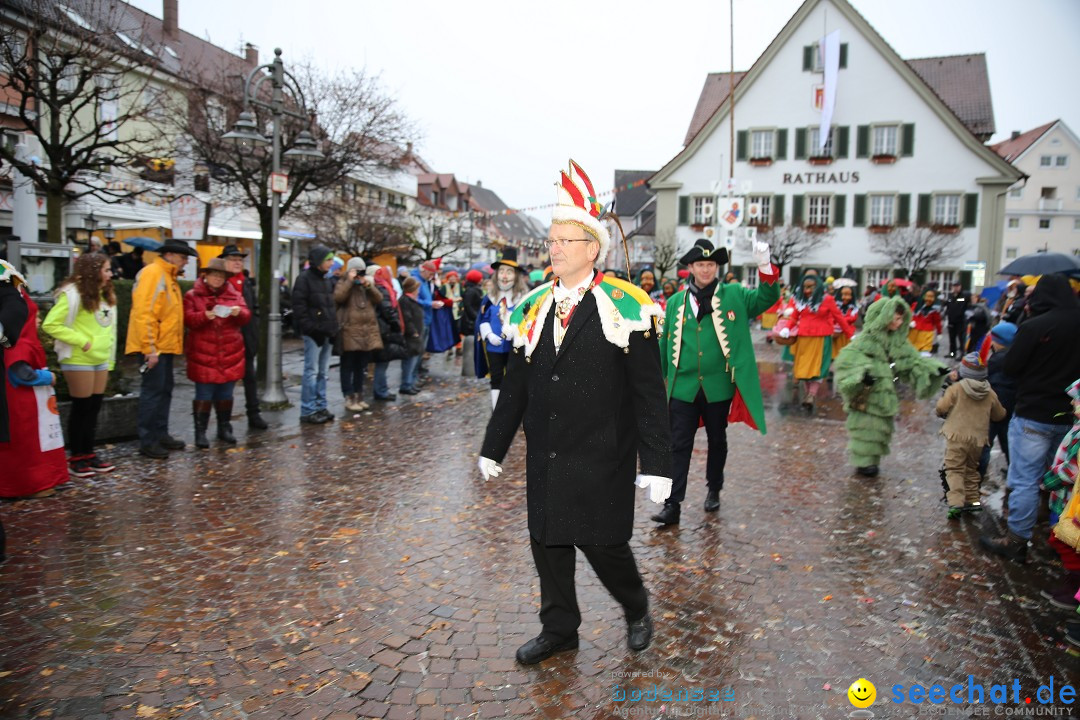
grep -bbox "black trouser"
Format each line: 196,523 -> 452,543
136,353 -> 174,448
669,390 -> 731,504
529,534 -> 647,642
242,343 -> 259,416
947,322 -> 966,356
488,351 -> 509,390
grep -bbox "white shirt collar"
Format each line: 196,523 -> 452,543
553,273 -> 592,305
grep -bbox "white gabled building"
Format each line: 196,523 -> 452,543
649,0 -> 1022,290
992,120 -> 1080,267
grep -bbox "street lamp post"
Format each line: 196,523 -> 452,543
222,48 -> 323,405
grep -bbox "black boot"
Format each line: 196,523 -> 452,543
650,502 -> 680,526
978,529 -> 1028,563
247,409 -> 268,430
704,489 -> 721,512
215,399 -> 237,444
193,400 -> 212,449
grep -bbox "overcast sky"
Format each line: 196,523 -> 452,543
128,0 -> 1080,216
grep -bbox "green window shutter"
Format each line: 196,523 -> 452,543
792,195 -> 805,226
897,194 -> 911,226
901,123 -> 915,157
916,194 -> 931,227
835,126 -> 850,158
775,129 -> 788,160
678,196 -> 689,226
832,194 -> 846,227
794,128 -> 807,160
839,43 -> 848,69
853,194 -> 867,227
803,45 -> 813,71
963,193 -> 978,227
856,125 -> 869,158
736,130 -> 748,161
772,195 -> 785,226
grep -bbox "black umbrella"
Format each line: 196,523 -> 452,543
997,251 -> 1080,277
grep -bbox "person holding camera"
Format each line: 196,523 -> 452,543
334,257 -> 384,412
292,245 -> 340,424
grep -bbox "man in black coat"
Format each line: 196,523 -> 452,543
478,160 -> 673,665
219,246 -> 268,430
292,245 -> 340,424
943,281 -> 969,358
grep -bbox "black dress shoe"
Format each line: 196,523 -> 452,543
139,443 -> 169,459
373,394 -> 396,401
855,465 -> 879,477
247,413 -> 269,430
159,434 -> 186,450
627,614 -> 653,651
650,503 -> 680,525
515,635 -> 579,665
703,490 -> 720,512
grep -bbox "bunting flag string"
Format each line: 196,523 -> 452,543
449,178 -> 649,218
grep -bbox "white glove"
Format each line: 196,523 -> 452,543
751,240 -> 772,270
778,327 -> 791,338
782,307 -> 794,318
487,333 -> 503,347
635,475 -> 673,504
909,321 -> 916,328
478,456 -> 503,481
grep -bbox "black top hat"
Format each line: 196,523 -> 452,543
159,239 -> 199,258
218,244 -> 248,259
491,247 -> 527,273
679,238 -> 728,266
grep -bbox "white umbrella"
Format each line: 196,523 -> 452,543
832,278 -> 857,289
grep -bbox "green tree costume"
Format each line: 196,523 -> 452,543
833,296 -> 946,468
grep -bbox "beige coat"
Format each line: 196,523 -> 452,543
333,277 -> 384,353
935,379 -> 1006,445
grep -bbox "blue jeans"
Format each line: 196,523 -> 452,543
301,335 -> 332,417
194,381 -> 235,402
372,361 -> 391,397
339,350 -> 370,395
137,353 -> 175,447
1005,416 -> 1070,539
400,355 -> 421,391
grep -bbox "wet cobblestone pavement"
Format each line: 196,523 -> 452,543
2,333 -> 1077,719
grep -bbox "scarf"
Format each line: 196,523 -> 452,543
373,267 -> 404,330
688,277 -> 718,322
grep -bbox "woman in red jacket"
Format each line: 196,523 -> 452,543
778,272 -> 853,412
908,288 -> 942,353
184,258 -> 251,448
832,285 -> 860,359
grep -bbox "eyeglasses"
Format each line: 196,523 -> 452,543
544,238 -> 592,250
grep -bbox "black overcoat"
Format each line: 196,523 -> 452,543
480,292 -> 672,545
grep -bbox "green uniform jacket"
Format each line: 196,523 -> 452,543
660,271 -> 780,434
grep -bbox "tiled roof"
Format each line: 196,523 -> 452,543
683,72 -> 746,146
613,170 -> 655,217
466,183 -> 546,245
906,54 -> 996,139
989,120 -> 1057,163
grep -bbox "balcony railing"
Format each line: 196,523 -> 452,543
1038,198 -> 1063,212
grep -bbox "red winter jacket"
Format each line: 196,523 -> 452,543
791,294 -> 854,338
183,278 -> 251,384
910,304 -> 943,333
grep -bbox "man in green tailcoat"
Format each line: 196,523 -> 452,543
653,238 -> 779,525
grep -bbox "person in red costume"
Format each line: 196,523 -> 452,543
778,272 -> 853,413
908,288 -> 943,353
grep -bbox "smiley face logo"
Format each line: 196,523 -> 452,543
847,678 -> 876,708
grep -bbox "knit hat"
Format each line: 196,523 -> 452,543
346,257 -> 366,274
990,322 -> 1017,346
958,352 -> 987,381
421,258 -> 441,273
402,276 -> 420,294
465,269 -> 483,284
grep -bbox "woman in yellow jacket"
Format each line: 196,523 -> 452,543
43,253 -> 117,477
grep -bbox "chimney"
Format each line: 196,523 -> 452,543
162,0 -> 178,39
1011,130 -> 1020,140
245,43 -> 258,68
476,179 -> 482,188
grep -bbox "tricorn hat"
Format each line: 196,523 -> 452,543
679,238 -> 728,266
160,239 -> 199,258
491,247 -> 528,274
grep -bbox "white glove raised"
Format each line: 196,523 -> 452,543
909,321 -> 916,328
478,456 -> 503,481
751,240 -> 772,270
487,333 -> 503,347
778,327 -> 791,338
635,475 -> 673,504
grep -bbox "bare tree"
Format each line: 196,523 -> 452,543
293,191 -> 414,260
869,226 -> 966,277
0,1 -> 170,242
754,225 -> 832,276
175,59 -> 418,380
652,228 -> 678,280
408,210 -> 471,263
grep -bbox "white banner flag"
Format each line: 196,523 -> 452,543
819,30 -> 840,152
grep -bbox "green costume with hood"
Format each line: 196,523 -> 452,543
833,296 -> 946,468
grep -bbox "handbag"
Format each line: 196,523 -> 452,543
34,385 -> 65,452
1052,477 -> 1080,550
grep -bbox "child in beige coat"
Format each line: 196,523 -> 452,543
936,352 -> 1007,519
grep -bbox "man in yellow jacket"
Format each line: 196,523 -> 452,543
126,240 -> 198,459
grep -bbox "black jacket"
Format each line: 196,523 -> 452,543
480,292 -> 672,545
945,291 -> 969,323
460,282 -> 483,336
0,283 -> 29,443
292,265 -> 338,345
986,348 -> 1016,416
399,295 -> 425,358
232,274 -> 259,351
1004,274 -> 1080,425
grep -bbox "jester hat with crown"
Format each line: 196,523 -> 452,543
501,160 -> 660,359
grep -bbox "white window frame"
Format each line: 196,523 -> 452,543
864,268 -> 891,288
1073,218 -> 1080,231
932,193 -> 961,226
869,194 -> 895,226
810,42 -> 824,72
928,270 -> 956,288
692,195 -> 713,225
1006,217 -> 1020,230
871,124 -> 899,156
1056,155 -> 1069,168
809,126 -> 834,158
1038,218 -> 1051,231
750,129 -> 774,160
807,194 -> 831,227
1,31 -> 26,74
1005,248 -> 1018,259
205,99 -> 227,133
1008,184 -> 1022,199
1040,155 -> 1053,167
747,195 -> 772,226
743,266 -> 759,289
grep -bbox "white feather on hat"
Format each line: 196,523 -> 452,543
551,159 -> 610,265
